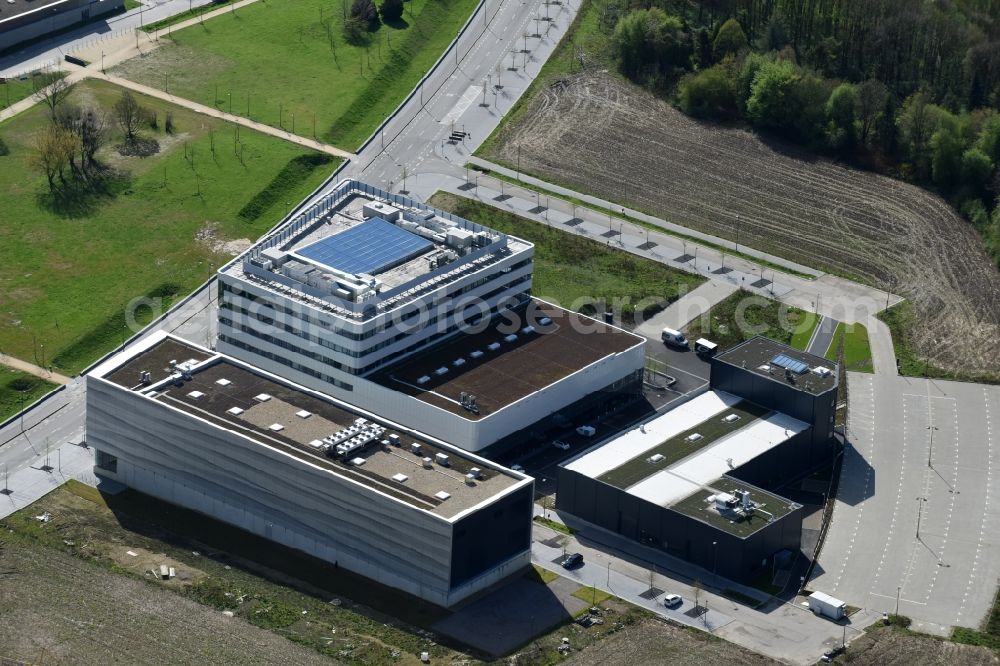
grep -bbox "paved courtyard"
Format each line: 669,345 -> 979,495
812,372 -> 1000,635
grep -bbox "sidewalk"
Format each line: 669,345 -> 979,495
0,440 -> 94,520
0,353 -> 72,385
633,281 -> 739,341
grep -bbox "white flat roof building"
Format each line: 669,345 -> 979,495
216,180 -> 646,452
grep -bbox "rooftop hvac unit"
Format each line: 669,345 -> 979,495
388,433 -> 401,445
469,467 -> 482,479
647,453 -> 665,464
465,473 -> 477,486
434,366 -> 449,376
435,453 -> 450,467
685,433 -> 703,442
422,456 -> 434,469
811,366 -> 832,377
411,442 -> 423,455
723,414 -> 741,423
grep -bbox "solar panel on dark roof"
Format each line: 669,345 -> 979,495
296,218 -> 433,275
771,353 -> 810,374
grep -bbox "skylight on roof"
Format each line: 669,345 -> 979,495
187,390 -> 205,399
227,406 -> 244,416
215,378 -> 232,386
296,410 -> 312,419
268,423 -> 284,431
255,393 -> 272,402
771,353 -> 810,374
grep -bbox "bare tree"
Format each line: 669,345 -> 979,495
32,73 -> 72,121
30,124 -> 78,189
858,79 -> 889,145
114,90 -> 143,143
55,104 -> 110,173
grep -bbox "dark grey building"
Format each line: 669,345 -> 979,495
556,337 -> 839,582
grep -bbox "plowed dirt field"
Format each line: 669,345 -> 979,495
485,73 -> 1000,377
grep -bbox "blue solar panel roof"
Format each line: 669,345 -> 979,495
297,218 -> 434,276
771,353 -> 810,374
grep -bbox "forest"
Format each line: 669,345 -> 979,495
607,0 -> 1000,263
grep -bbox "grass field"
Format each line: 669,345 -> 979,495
117,0 -> 478,150
0,70 -> 64,111
0,79 -> 337,375
428,193 -> 705,322
825,322 -> 873,373
684,290 -> 818,352
0,369 -> 58,424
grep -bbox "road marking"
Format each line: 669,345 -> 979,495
958,387 -> 996,620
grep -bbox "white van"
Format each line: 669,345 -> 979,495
661,327 -> 688,348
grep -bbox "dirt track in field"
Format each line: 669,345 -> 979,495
486,73 -> 1000,377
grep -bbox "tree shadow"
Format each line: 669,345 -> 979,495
381,17 -> 409,29
35,167 -> 132,219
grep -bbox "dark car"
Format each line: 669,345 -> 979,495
561,552 -> 584,569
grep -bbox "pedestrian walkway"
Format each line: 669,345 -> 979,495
633,281 -> 739,341
0,353 -> 72,385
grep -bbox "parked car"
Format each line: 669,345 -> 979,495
552,440 -> 570,450
576,425 -> 596,437
561,552 -> 584,569
662,593 -> 683,608
661,327 -> 689,348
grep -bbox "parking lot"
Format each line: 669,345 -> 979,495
811,373 -> 1000,634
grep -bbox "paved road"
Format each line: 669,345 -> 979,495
806,315 -> 837,357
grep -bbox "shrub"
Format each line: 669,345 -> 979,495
678,64 -> 738,120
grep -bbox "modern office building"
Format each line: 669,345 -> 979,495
556,337 -> 838,581
0,0 -> 123,51
87,332 -> 534,607
217,180 -> 645,453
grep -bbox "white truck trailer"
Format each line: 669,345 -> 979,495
808,591 -> 846,620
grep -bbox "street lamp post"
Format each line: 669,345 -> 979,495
735,214 -> 741,252
895,585 -> 901,616
927,425 -> 938,467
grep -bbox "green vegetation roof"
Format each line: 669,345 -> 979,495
598,401 -> 770,489
670,481 -> 798,538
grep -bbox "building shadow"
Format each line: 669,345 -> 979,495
830,436 -> 875,506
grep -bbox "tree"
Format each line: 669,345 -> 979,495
379,0 -> 402,23
857,80 -> 889,145
713,18 -> 747,61
613,9 -> 688,83
896,91 -> 952,175
746,59 -> 828,144
976,113 -> 1000,166
32,74 -> 71,121
678,63 -> 738,119
114,90 -> 143,143
930,119 -> 965,190
31,124 -> 78,189
350,0 -> 379,29
961,148 -> 994,194
826,82 -> 859,150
